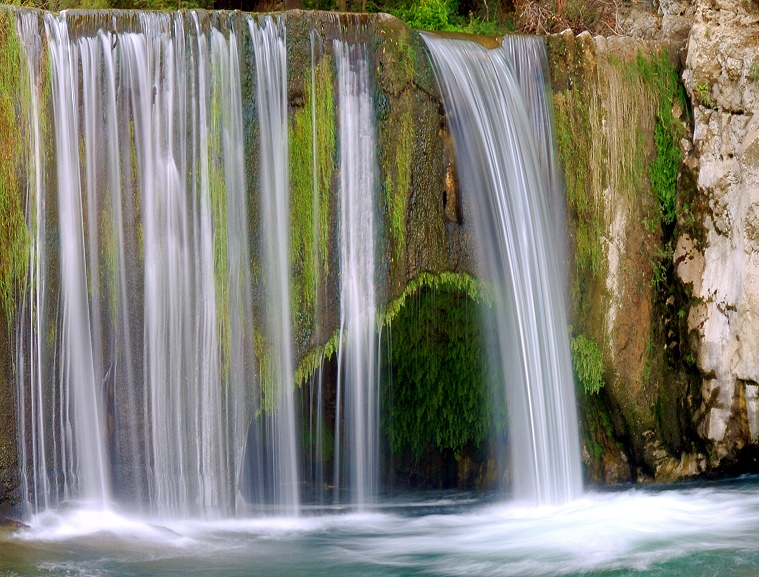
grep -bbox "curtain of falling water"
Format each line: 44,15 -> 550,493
248,15 -> 300,515
333,37 -> 379,509
422,34 -> 583,505
45,13 -> 111,509
14,10 -> 300,518
16,10 -> 52,514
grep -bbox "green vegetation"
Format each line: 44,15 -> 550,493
383,283 -> 490,460
294,328 -> 339,386
391,0 -> 512,34
634,52 -> 687,227
293,272 -> 488,388
695,81 -> 714,108
650,244 -> 673,291
101,195 -> 119,325
380,271 -> 490,327
554,86 -> 603,280
0,15 -> 29,330
210,64 -> 230,382
749,62 -> 759,84
385,109 -> 412,265
570,332 -> 604,395
289,56 -> 335,344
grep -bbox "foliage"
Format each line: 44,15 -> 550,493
650,244 -> 673,291
394,0 -> 451,30
570,332 -> 604,395
633,51 -> 687,229
749,62 -> 759,84
391,0 -> 514,34
0,15 -> 29,331
694,81 -> 714,108
294,328 -> 339,386
289,55 -> 335,350
554,86 -> 603,280
386,110 -> 412,265
380,271 -> 490,328
210,62 -> 231,381
384,284 -> 490,460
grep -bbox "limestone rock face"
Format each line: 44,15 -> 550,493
677,0 -> 759,464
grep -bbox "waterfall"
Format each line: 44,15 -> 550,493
14,10 -> 300,518
333,37 -> 380,508
11,5 -> 580,517
248,14 -> 300,515
422,34 -> 583,504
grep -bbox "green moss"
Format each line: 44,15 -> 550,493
314,58 -> 336,285
695,81 -> 714,108
633,51 -> 686,227
382,283 -> 490,461
210,64 -> 230,382
101,193 -> 119,325
290,82 -> 317,317
292,272 -> 488,390
749,62 -> 759,84
554,86 -> 602,279
380,271 -> 491,328
570,331 -> 604,395
254,327 -> 274,413
386,109 -> 412,265
293,328 -> 340,387
289,56 -> 335,349
0,14 -> 30,330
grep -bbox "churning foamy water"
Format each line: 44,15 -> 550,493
4,482 -> 759,576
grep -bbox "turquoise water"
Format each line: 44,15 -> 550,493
3,480 -> 759,576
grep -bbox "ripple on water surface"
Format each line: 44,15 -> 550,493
4,482 -> 759,576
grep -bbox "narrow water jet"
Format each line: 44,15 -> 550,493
333,36 -> 380,509
46,13 -> 110,509
422,34 -> 583,505
249,14 -> 301,515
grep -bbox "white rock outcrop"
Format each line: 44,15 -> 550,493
678,0 -> 759,459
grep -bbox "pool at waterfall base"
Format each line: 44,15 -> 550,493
3,479 -> 759,576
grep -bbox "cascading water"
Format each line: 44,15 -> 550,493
248,14 -> 300,515
422,34 -> 583,505
12,4 -> 578,520
333,36 -> 380,508
14,10 -> 300,518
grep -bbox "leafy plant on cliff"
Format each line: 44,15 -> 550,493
635,51 -> 688,228
570,332 -> 604,395
383,285 -> 491,461
695,81 -> 714,108
749,62 -> 759,84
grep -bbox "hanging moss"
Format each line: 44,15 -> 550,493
553,85 -> 602,281
314,57 -> 336,282
0,13 -> 30,331
380,270 -> 491,327
382,284 -> 491,461
210,62 -> 230,382
634,51 -> 687,228
293,327 -> 339,387
570,331 -> 604,395
101,193 -> 119,326
385,109 -> 412,265
254,326 -> 274,413
289,55 -> 335,350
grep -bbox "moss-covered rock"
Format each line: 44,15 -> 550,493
548,30 -> 704,482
